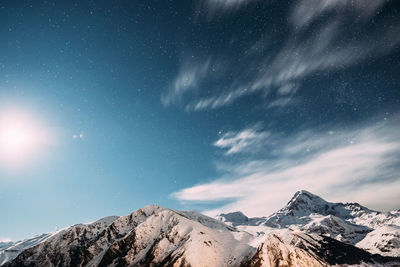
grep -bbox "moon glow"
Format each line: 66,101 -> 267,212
0,109 -> 51,168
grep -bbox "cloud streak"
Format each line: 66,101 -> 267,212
290,0 -> 386,29
162,59 -> 212,106
164,0 -> 399,111
173,118 -> 400,216
214,124 -> 269,155
195,0 -> 255,17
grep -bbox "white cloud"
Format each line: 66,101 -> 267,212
267,97 -> 296,109
277,83 -> 298,96
162,59 -> 212,106
173,119 -> 400,217
196,0 -> 254,17
290,0 -> 386,29
186,19 -> 400,111
214,125 -> 269,155
164,0 -> 399,111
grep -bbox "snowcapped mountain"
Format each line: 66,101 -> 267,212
263,190 -> 384,229
216,212 -> 266,227
218,190 -> 400,258
4,206 -> 255,267
1,191 -> 399,266
243,229 -> 399,267
0,233 -> 52,266
357,225 -> 400,257
0,216 -> 119,266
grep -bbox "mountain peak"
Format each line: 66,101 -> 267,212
217,211 -> 249,225
291,190 -> 324,201
285,190 -> 328,212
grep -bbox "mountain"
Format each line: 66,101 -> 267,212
357,225 -> 400,257
243,229 -> 399,267
4,206 -> 255,267
263,190 -> 383,229
2,191 -> 399,266
0,216 -> 119,266
216,212 -> 266,227
218,190 -> 400,257
0,233 -> 52,266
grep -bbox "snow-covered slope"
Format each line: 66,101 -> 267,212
2,192 -> 399,266
357,225 -> 400,257
0,215 -> 119,266
4,206 -> 255,267
0,234 -> 52,266
244,230 -> 328,267
263,190 -> 384,229
216,211 -> 266,227
217,190 -> 400,257
298,214 -> 370,244
243,229 -> 400,267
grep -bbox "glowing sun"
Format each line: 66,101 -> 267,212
0,109 -> 52,167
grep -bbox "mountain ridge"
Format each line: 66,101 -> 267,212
218,190 -> 400,257
1,191 -> 399,266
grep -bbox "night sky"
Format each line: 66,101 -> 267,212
1,0 -> 400,241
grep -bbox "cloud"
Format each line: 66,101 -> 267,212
172,118 -> 400,217
214,124 -> 269,155
187,20 -> 400,111
195,0 -> 254,17
164,0 -> 399,111
162,59 -> 212,106
290,0 -> 386,29
267,97 -> 297,109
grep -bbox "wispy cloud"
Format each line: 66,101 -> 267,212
188,21 -> 400,111
290,0 -> 386,29
173,118 -> 400,216
195,0 -> 255,17
214,124 -> 269,155
164,0 -> 399,111
161,59 -> 212,106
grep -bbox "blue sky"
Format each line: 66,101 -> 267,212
0,0 -> 400,241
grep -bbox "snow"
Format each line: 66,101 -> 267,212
248,230 -> 327,267
216,190 -> 400,258
356,225 -> 400,257
0,233 -> 52,265
2,191 -> 399,266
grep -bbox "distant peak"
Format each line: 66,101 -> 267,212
221,211 -> 248,217
217,211 -> 249,224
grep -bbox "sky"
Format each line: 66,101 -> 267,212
0,0 -> 399,242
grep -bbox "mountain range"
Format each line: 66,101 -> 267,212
1,190 -> 399,266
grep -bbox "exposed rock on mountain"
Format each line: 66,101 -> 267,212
4,206 -> 254,267
0,233 -> 52,266
357,225 -> 400,257
220,190 -> 400,255
2,191 -> 399,267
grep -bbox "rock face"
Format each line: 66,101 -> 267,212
244,229 -> 399,267
245,231 -> 328,267
2,191 -> 400,267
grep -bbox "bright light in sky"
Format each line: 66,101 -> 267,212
0,109 -> 52,168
